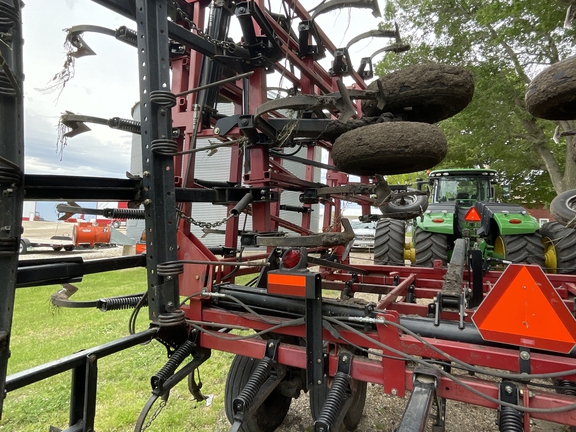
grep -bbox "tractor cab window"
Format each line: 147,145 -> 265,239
434,177 -> 492,203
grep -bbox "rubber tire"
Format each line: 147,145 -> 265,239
310,379 -> 367,431
540,221 -> 576,274
361,63 -> 474,123
19,239 -> 27,255
374,219 -> 406,265
413,227 -> 449,267
52,246 -> 62,251
332,122 -> 447,176
525,56 -> 576,120
64,245 -> 75,252
493,234 -> 545,266
224,355 -> 292,432
550,189 -> 576,228
379,189 -> 429,220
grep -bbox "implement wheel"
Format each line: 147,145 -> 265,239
493,234 -> 545,267
526,56 -> 576,120
224,355 -> 292,432
310,378 -> 367,431
550,189 -> 576,228
413,227 -> 448,267
361,63 -> 474,123
374,219 -> 406,265
332,122 -> 447,176
540,222 -> 576,274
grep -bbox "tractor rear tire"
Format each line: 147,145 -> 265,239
540,222 -> 576,274
374,219 -> 406,265
493,234 -> 545,267
525,55 -> 576,120
310,378 -> 367,431
413,227 -> 448,267
550,189 -> 576,228
224,355 -> 292,432
361,63 -> 474,123
332,122 -> 447,176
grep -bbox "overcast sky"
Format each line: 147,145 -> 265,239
21,0 -> 385,219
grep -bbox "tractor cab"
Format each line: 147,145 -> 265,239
429,168 -> 496,206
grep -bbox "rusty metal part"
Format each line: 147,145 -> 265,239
256,232 -> 354,248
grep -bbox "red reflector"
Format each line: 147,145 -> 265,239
282,249 -> 301,269
432,218 -> 444,223
508,219 -> 522,224
464,207 -> 482,222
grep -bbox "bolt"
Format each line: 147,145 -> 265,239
240,118 -> 249,126
522,285 -> 526,290
317,358 -> 322,364
143,171 -> 151,177
88,354 -> 97,363
342,356 -> 348,363
391,388 -> 398,396
195,275 -> 200,280
143,199 -> 152,205
520,351 -> 530,361
317,380 -> 322,385
213,127 -> 220,135
504,385 -> 513,394
268,342 -> 274,348
167,301 -> 174,308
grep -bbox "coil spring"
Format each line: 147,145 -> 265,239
316,372 -> 350,429
100,294 -> 147,312
151,138 -> 178,156
0,73 -> 15,97
0,166 -> 21,184
234,357 -> 273,412
151,339 -> 195,389
499,406 -> 523,432
106,208 -> 145,220
109,117 -> 141,134
158,309 -> 186,327
557,380 -> 576,396
157,262 -> 184,277
0,3 -> 17,30
150,90 -> 176,107
0,237 -> 17,256
115,26 -> 138,46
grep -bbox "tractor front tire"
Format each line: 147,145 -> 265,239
332,122 -> 447,176
224,355 -> 292,432
374,219 -> 406,266
493,234 -> 545,267
361,63 -> 474,123
541,222 -> 576,274
525,55 -> 576,120
413,227 -> 448,267
550,189 -> 576,228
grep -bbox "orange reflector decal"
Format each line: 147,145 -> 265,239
267,273 -> 307,297
473,264 -> 576,353
464,207 -> 482,222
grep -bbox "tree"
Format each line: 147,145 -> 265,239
377,0 -> 576,205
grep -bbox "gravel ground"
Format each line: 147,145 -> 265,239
19,246 -> 571,431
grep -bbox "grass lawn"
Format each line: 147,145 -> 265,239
0,267 -> 239,431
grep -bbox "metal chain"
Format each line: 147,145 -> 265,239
169,0 -> 233,50
176,207 -> 234,229
141,399 -> 167,431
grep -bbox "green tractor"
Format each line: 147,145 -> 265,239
374,168 -> 545,268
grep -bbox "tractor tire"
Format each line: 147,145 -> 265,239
493,234 -> 545,267
413,227 -> 448,267
525,55 -> 576,120
224,355 -> 291,432
374,219 -> 406,265
550,189 -> 576,228
310,378 -> 367,431
541,221 -> 576,274
361,63 -> 474,123
379,189 -> 429,220
332,122 -> 447,176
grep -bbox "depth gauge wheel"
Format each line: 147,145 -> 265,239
525,56 -> 576,120
540,221 -> 576,274
332,122 -> 447,176
493,234 -> 545,267
374,219 -> 406,265
550,189 -> 576,228
361,63 -> 474,123
224,355 -> 292,432
413,227 -> 448,267
310,378 -> 367,431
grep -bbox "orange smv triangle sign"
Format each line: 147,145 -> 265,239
472,264 -> 576,354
